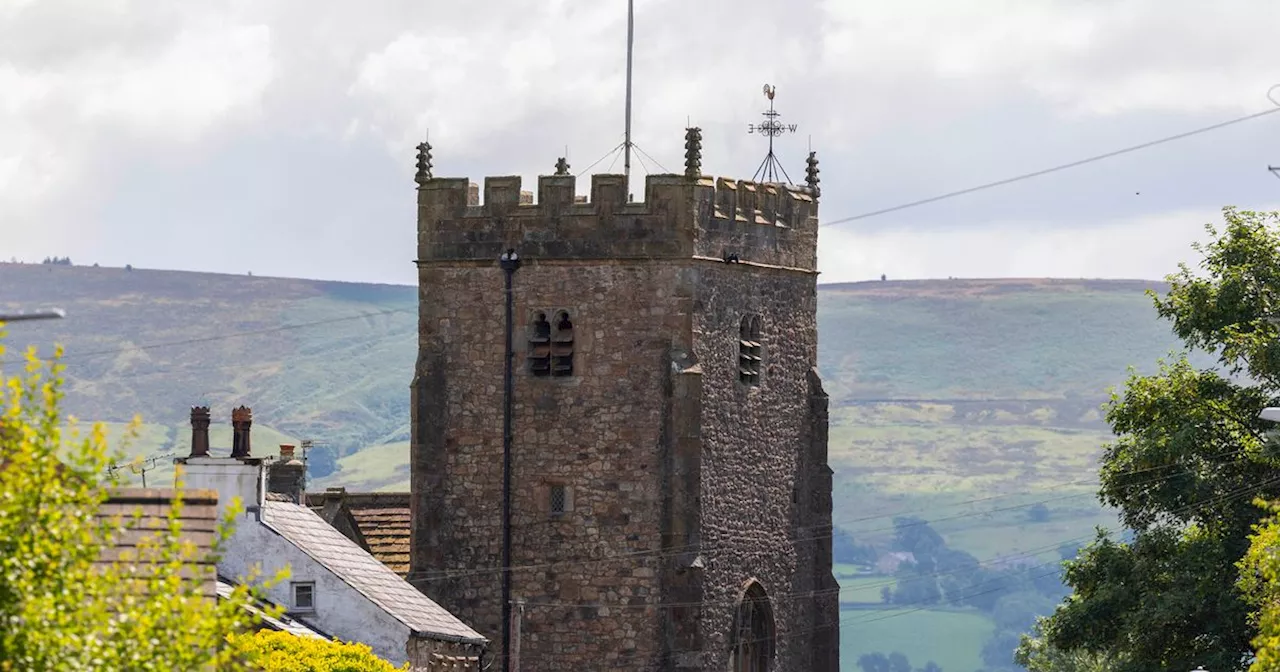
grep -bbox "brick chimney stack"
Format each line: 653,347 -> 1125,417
230,406 -> 253,459
190,406 -> 211,457
267,443 -> 307,505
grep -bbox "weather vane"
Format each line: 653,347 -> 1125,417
748,84 -> 797,183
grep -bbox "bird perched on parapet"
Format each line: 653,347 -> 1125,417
723,252 -> 741,264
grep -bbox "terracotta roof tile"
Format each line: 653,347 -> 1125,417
307,491 -> 411,578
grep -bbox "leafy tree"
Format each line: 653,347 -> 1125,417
1015,620 -> 1122,672
229,630 -> 407,671
1019,208 -> 1280,672
1238,499 -> 1280,672
889,652 -> 912,672
917,662 -> 943,672
859,652 -> 893,672
0,333 -> 273,670
1027,503 -> 1050,523
1056,542 -> 1083,562
307,444 -> 340,479
892,516 -> 946,558
983,629 -> 1025,671
834,526 -> 878,566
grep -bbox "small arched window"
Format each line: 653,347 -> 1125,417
529,310 -> 575,378
738,315 -> 762,386
729,581 -> 775,672
528,312 -> 552,377
551,311 -> 575,377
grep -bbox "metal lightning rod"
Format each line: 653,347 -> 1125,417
623,0 -> 635,201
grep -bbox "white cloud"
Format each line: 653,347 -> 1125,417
820,0 -> 1280,117
3,0 -> 1279,282
0,3 -> 276,260
816,204 -> 1280,284
75,23 -> 275,141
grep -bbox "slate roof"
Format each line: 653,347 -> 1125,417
217,578 -> 328,640
262,499 -> 485,645
306,490 -> 411,578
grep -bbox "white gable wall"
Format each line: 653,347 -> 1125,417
219,516 -> 413,665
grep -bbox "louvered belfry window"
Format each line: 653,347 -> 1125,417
738,315 -> 762,386
528,312 -> 553,377
551,311 -> 574,377
529,310 -> 575,378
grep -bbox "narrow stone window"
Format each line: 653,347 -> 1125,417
547,481 -> 573,514
738,315 -> 762,386
528,312 -> 552,377
729,581 -> 775,672
547,483 -> 568,517
291,581 -> 316,612
551,311 -> 575,377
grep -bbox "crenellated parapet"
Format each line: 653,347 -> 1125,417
416,172 -> 820,270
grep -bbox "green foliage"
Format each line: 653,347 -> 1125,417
1238,499 -> 1280,672
1026,503 -> 1050,523
857,650 -> 944,672
1024,208 -> 1280,672
229,631 -> 407,671
2,248 -> 1244,672
0,332 -> 275,671
1014,621 -> 1121,672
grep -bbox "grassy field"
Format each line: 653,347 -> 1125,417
312,441 -> 411,492
840,607 -> 996,672
2,265 -> 1213,672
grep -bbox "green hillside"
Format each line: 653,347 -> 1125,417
0,263 -> 1212,672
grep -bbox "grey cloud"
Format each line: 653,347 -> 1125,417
6,0 -> 1280,286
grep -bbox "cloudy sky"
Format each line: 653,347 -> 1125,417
4,0 -> 1280,286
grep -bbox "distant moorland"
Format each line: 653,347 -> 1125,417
1,262 -> 1212,672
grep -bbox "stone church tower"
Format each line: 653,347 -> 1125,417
408,130 -> 839,671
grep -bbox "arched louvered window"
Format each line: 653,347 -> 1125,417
738,315 -> 762,386
728,581 -> 775,672
529,310 -> 575,378
551,311 -> 574,377
528,312 -> 552,377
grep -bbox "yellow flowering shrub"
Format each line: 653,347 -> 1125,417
0,332 -> 274,671
230,630 -> 407,671
1240,498 -> 1280,672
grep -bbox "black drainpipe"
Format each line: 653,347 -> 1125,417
498,247 -> 521,672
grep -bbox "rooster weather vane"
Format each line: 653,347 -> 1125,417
748,84 -> 799,184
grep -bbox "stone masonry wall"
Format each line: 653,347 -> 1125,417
411,167 -> 836,671
416,174 -> 817,269
689,261 -> 837,672
411,261 -> 697,672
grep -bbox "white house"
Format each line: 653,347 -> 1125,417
177,405 -> 487,670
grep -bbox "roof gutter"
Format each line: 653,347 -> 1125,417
410,629 -> 489,647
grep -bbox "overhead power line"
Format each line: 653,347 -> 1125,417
820,105 -> 1280,229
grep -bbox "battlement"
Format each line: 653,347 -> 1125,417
417,173 -> 820,270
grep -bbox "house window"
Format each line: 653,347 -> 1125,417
291,581 -> 316,612
738,315 -> 762,386
529,310 -> 575,378
729,581 -> 775,672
